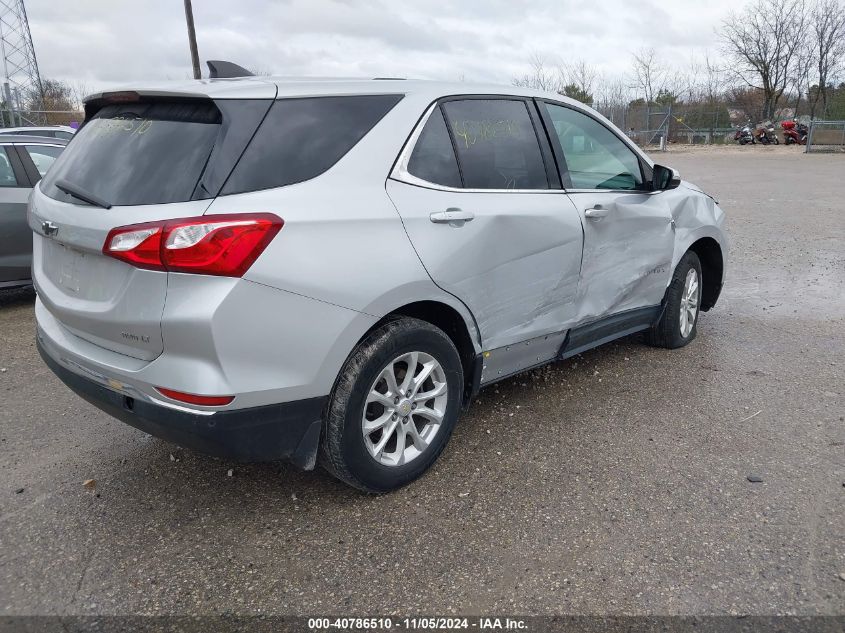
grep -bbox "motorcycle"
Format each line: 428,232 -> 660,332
782,120 -> 808,145
734,123 -> 755,145
755,122 -> 780,145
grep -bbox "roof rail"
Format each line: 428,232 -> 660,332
206,60 -> 255,79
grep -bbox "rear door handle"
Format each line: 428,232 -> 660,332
430,208 -> 475,227
584,206 -> 609,220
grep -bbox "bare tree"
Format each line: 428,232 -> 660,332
793,36 -> 814,116
592,74 -> 633,129
719,0 -> 807,119
560,59 -> 597,103
807,0 -> 845,117
26,78 -> 74,112
512,54 -> 560,92
630,47 -> 669,105
69,80 -> 93,111
687,53 -> 730,135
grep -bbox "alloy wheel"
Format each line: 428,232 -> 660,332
679,268 -> 700,338
362,351 -> 448,467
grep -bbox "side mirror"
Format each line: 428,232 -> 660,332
652,164 -> 681,191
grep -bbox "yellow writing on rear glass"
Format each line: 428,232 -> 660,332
451,119 -> 520,149
90,116 -> 154,139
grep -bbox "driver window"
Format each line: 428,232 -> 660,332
544,103 -> 643,190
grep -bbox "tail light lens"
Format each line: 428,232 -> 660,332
103,213 -> 283,277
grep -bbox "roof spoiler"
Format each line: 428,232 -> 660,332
206,60 -> 255,79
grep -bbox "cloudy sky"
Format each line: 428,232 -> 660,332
26,0 -> 741,93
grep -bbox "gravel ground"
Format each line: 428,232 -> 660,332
0,146 -> 843,617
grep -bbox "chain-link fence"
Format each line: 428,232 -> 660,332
805,120 -> 845,153
593,104 -> 738,148
0,108 -> 83,128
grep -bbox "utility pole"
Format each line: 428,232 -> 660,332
183,0 -> 201,79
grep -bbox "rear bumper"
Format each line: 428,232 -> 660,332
38,337 -> 327,468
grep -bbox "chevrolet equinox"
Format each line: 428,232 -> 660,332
30,68 -> 727,492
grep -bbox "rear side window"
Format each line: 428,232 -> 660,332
222,94 -> 403,195
441,99 -> 548,190
23,145 -> 63,178
407,108 -> 462,188
40,101 -> 222,206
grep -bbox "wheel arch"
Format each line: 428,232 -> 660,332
687,237 -> 724,311
360,299 -> 482,408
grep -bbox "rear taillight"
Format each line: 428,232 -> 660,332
103,213 -> 283,277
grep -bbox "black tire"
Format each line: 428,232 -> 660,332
320,317 -> 463,493
645,251 -> 703,349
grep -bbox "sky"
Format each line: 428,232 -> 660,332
25,0 -> 742,94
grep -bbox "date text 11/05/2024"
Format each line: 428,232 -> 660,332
308,617 -> 528,630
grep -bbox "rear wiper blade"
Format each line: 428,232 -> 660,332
55,179 -> 112,210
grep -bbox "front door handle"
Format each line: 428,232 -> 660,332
584,206 -> 609,220
430,208 -> 475,227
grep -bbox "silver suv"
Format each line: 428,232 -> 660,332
31,76 -> 726,492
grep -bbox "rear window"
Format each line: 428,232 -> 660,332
41,101 -> 222,207
221,94 -> 403,195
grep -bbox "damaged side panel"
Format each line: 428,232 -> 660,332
671,182 -> 728,273
386,181 -> 585,351
565,190 -> 676,324
472,184 -> 726,382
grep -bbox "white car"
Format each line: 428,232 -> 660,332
0,125 -> 76,140
30,69 -> 727,492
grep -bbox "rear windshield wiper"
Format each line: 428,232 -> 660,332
55,179 -> 113,210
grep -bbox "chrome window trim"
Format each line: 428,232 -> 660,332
391,100 -> 561,195
566,188 -> 662,196
391,98 -> 662,196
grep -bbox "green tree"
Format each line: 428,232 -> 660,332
560,83 -> 592,104
654,89 -> 680,107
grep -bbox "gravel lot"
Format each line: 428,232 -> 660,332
1,145 -> 843,618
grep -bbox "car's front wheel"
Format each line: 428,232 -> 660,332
320,317 -> 463,493
646,250 -> 702,349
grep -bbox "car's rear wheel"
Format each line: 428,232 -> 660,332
645,250 -> 702,349
320,317 -> 463,493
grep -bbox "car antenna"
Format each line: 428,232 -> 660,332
206,60 -> 255,79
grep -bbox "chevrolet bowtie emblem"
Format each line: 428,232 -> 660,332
41,220 -> 59,237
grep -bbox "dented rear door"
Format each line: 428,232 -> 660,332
388,97 -> 584,350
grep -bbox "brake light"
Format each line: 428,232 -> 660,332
103,214 -> 283,277
155,387 -> 234,407
100,91 -> 141,103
